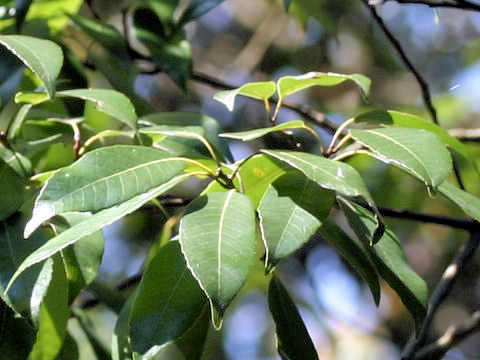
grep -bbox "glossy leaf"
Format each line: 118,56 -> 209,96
0,159 -> 25,220
438,181 -> 480,222
25,145 -> 186,237
179,190 -> 256,329
16,88 -> 138,129
258,172 -> 334,271
277,72 -> 370,100
140,111 -> 233,162
29,255 -> 69,360
354,110 -> 473,164
350,127 -> 452,192
268,276 -> 318,360
319,220 -> 380,305
0,35 -> 63,99
51,213 -> 105,302
220,120 -> 317,141
338,198 -> 428,332
261,150 -> 384,244
203,154 -> 289,208
0,214 -> 47,315
214,81 -> 275,111
129,241 -> 207,358
5,174 -> 190,294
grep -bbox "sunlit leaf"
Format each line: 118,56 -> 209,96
25,145 -> 186,237
5,174 -> 190,294
277,72 -> 370,100
319,220 -> 380,305
350,127 -> 452,193
354,110 -> 473,165
179,190 -> 256,329
438,181 -> 480,222
338,198 -> 428,332
268,276 -> 318,360
29,255 -> 69,360
258,172 -> 334,271
220,120 -> 318,141
129,241 -> 207,358
214,81 -> 276,111
0,35 -> 63,99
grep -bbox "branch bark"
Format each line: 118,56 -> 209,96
385,0 -> 480,11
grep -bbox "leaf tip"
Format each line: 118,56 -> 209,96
210,302 -> 224,330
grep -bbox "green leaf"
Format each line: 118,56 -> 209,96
349,127 -> 452,193
129,241 -> 207,358
338,198 -> 428,332
5,174 -> 190,295
112,291 -> 136,360
220,120 -> 318,141
179,190 -> 256,329
67,13 -> 128,58
29,255 -> 69,360
58,89 -> 137,130
25,145 -> 186,237
354,110 -> 473,165
261,150 -> 384,244
51,213 -> 105,302
258,172 -> 334,271
0,147 -> 31,176
139,111 -> 233,162
0,298 -> 35,360
277,72 -> 370,100
139,125 -> 205,138
178,0 -> 226,25
0,159 -> 25,220
0,214 -> 47,315
16,88 -> 138,129
319,220 -> 380,305
438,181 -> 480,222
0,35 -> 63,99
268,276 -> 318,360
214,81 -> 276,111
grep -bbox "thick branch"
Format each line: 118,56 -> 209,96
385,0 -> 480,11
413,311 -> 480,360
402,230 -> 480,359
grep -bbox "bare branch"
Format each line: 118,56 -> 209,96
385,0 -> 480,11
448,128 -> 480,142
413,311 -> 480,360
402,231 -> 480,359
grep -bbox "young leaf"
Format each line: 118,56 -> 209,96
139,111 -> 233,162
5,174 -> 190,294
277,72 -> 370,100
16,88 -> 138,129
51,213 -> 105,302
438,181 -> 480,222
349,127 -> 452,192
0,159 -> 25,221
338,198 -> 428,332
319,220 -> 380,305
354,110 -> 473,165
179,190 -> 256,329
29,255 -> 69,360
261,150 -> 383,243
258,172 -> 334,271
220,120 -> 318,141
214,81 -> 276,111
268,276 -> 318,360
25,145 -> 186,237
129,241 -> 207,358
0,35 -> 63,99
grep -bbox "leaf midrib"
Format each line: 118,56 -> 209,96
217,190 -> 235,297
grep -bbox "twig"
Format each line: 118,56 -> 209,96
402,230 -> 480,359
413,311 -> 480,360
448,127 -> 480,142
385,0 -> 480,11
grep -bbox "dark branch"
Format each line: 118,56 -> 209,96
385,0 -> 480,11
413,311 -> 480,360
402,231 -> 480,359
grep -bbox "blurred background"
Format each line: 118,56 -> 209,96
5,0 -> 480,358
